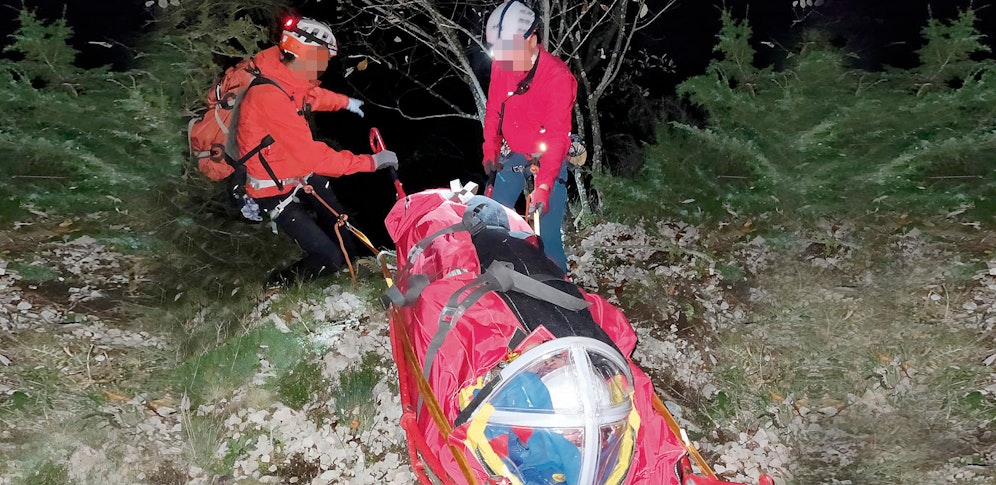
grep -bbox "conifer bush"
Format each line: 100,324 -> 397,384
0,5 -> 289,346
597,9 -> 996,225
0,9 -> 180,219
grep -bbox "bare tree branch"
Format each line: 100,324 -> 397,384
333,0 -> 674,174
365,98 -> 481,121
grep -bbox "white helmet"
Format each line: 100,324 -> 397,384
280,17 -> 338,58
485,0 -> 539,47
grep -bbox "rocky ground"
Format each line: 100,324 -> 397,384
1,215 -> 994,484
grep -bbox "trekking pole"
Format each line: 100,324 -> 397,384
369,127 -> 406,199
367,128 -> 406,285
526,194 -> 540,236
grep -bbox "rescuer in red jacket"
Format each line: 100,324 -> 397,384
481,0 -> 578,271
237,17 -> 399,286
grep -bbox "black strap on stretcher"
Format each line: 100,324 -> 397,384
421,261 -> 590,383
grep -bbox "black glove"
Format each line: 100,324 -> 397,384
483,158 -> 500,176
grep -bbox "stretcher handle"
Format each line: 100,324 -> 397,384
484,169 -> 498,198
370,127 -> 406,199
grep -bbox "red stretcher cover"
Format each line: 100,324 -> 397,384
383,188 -> 689,485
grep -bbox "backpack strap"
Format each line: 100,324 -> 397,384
247,74 -> 293,102
227,75 -> 296,190
420,261 -> 590,382
453,378 -> 501,427
416,260 -> 590,418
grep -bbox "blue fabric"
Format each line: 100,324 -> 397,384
490,152 -> 569,271
491,372 -> 554,410
485,372 -> 582,485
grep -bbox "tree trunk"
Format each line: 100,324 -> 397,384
574,62 -> 604,174
587,96 -> 603,174
467,69 -> 487,126
571,104 -> 592,218
540,0 -> 551,47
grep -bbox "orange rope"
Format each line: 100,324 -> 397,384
651,393 -> 717,479
303,184 -> 358,281
395,307 -> 479,484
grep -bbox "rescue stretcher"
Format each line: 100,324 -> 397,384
365,129 -> 774,485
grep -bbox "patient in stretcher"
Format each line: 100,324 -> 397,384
468,336 -> 637,485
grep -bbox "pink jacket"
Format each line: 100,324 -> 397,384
482,48 -> 578,190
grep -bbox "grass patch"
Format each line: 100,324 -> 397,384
7,261 -> 59,284
333,352 -> 385,433
0,365 -> 63,419
703,234 -> 996,481
179,411 -> 231,475
170,326 -> 304,406
275,359 -> 325,410
13,460 -> 72,485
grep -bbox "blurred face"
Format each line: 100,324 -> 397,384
492,34 -> 538,72
289,47 -> 330,81
534,351 -> 570,376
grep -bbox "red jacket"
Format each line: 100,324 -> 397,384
237,46 -> 374,199
481,48 -> 577,191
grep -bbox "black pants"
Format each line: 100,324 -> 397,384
254,175 -> 356,277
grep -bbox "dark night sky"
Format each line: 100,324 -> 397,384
3,1 -> 994,85
0,0 -> 153,70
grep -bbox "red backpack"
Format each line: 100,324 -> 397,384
187,57 -> 294,222
187,57 -> 261,181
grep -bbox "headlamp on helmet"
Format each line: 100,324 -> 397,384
280,17 -> 338,58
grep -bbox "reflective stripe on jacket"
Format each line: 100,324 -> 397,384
481,48 -> 577,191
237,46 -> 374,199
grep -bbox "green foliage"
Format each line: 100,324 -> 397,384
0,9 -> 184,221
604,9 -> 996,225
146,0 -> 282,113
0,391 -> 32,413
594,123 -> 770,224
915,9 -> 991,90
3,9 -> 88,89
0,366 -> 61,419
710,9 -> 760,90
333,352 -> 385,432
7,261 -> 59,284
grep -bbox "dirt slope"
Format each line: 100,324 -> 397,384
1,217 -> 994,484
